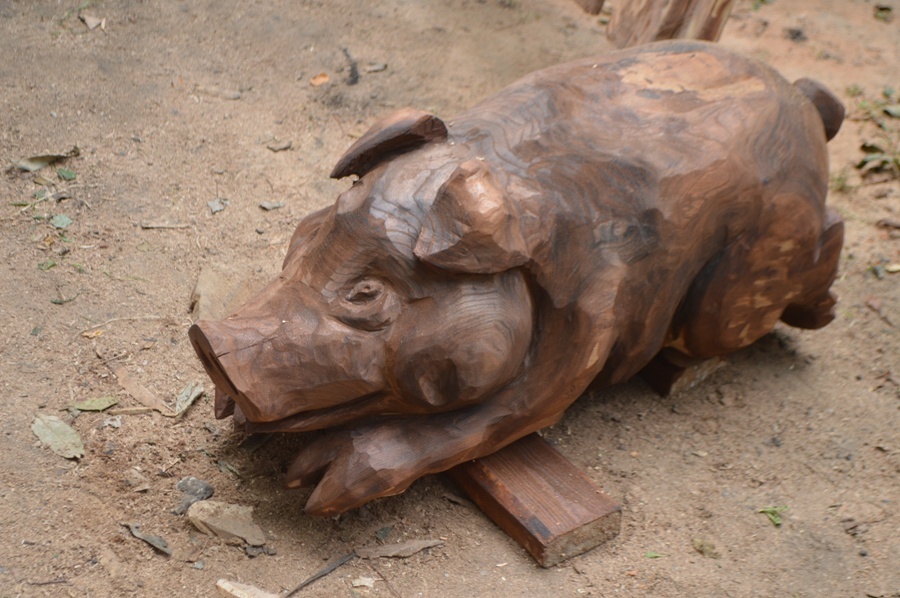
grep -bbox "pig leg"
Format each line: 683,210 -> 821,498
284,309 -> 615,515
282,408 -> 529,516
667,196 -> 841,359
779,207 -> 843,329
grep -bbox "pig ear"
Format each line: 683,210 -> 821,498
330,108 -> 448,179
414,160 -> 529,274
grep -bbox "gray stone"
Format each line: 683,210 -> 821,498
187,500 -> 266,546
174,476 -> 214,515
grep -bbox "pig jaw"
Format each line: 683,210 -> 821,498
189,317 -> 386,424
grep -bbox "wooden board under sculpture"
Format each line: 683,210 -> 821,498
189,40 -> 844,518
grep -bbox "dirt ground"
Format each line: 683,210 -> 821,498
1,0 -> 898,596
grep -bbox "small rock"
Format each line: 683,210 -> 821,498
692,538 -> 720,559
102,416 -> 123,429
784,27 -> 807,41
258,201 -> 284,211
874,4 -> 893,22
188,500 -> 266,546
208,198 -> 229,214
245,545 -> 273,558
216,579 -> 279,598
352,577 -> 376,588
174,476 -> 214,515
364,63 -> 388,73
266,140 -> 292,152
124,468 -> 151,492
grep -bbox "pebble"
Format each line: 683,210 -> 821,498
174,476 -> 214,515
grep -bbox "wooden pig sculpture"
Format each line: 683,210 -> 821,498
189,41 -> 844,515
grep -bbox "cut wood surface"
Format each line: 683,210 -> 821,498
448,433 -> 621,567
608,0 -> 736,48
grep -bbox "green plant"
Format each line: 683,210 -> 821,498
758,505 -> 788,527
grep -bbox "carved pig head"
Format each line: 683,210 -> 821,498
190,109 -> 539,453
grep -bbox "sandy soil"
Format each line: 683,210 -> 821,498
1,0 -> 898,596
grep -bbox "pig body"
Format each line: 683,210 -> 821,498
190,41 -> 844,515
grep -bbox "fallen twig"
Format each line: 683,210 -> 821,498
284,552 -> 356,596
140,221 -> 191,229
27,577 -> 70,586
78,315 -> 166,336
112,365 -> 176,416
365,562 -> 401,598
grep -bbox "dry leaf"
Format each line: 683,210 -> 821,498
123,523 -> 172,556
356,539 -> 443,559
174,382 -> 205,416
31,414 -> 84,459
107,407 -> 155,416
13,146 -> 80,172
80,15 -> 102,30
70,396 -> 118,412
351,577 -> 376,588
310,73 -> 330,87
112,366 -> 175,416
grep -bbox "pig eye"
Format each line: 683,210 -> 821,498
336,278 -> 399,332
345,279 -> 383,303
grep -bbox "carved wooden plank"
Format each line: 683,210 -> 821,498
447,433 -> 621,567
608,0 -> 736,49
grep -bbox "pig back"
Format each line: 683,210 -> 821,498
449,40 -> 828,233
444,40 -> 832,382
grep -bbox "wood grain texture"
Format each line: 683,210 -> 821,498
608,0 -> 736,48
189,41 -> 844,515
448,433 -> 621,567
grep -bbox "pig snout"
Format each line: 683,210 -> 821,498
189,295 -> 387,423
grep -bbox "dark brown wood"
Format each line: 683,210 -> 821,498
792,78 -> 845,142
189,41 -> 845,516
329,108 -> 448,179
608,0 -> 736,48
572,0 -> 605,15
214,386 -> 235,419
447,433 -> 621,567
638,354 -> 725,396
